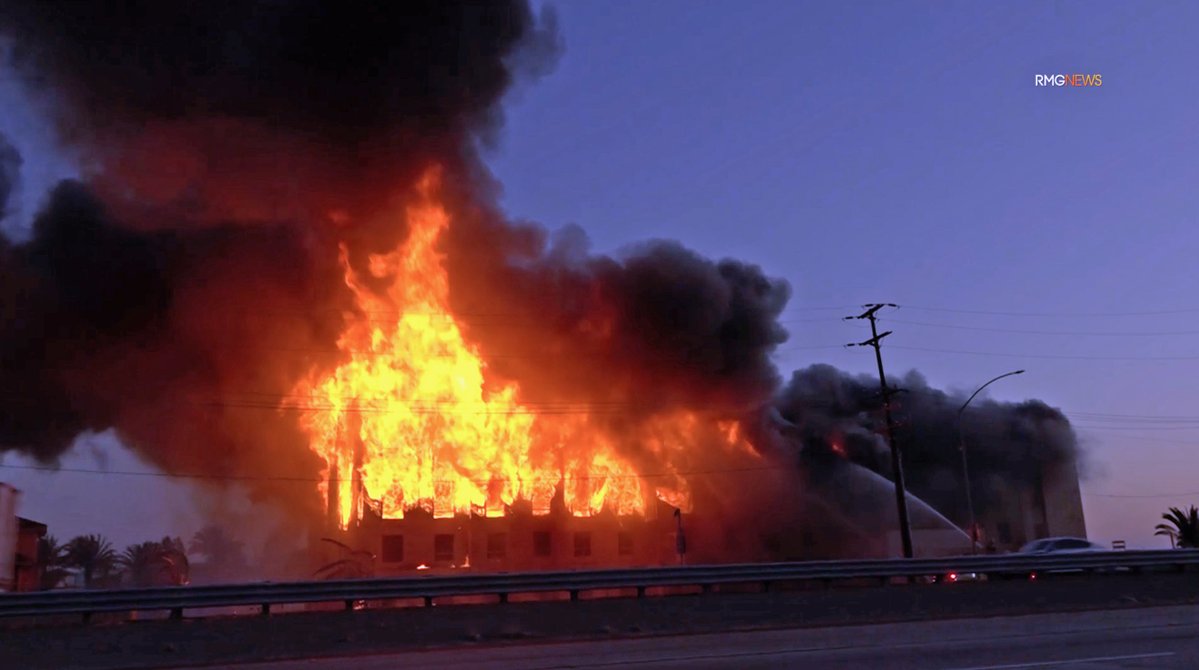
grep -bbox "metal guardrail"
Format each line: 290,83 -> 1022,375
2,550 -> 1196,621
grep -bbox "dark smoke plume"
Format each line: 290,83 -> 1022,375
0,1 -> 559,520
776,364 -> 1083,529
444,216 -> 792,415
0,0 -> 560,248
0,133 -> 18,223
0,180 -> 344,499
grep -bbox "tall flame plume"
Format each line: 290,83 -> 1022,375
287,171 -> 730,527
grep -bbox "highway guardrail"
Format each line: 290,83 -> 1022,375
2,549 -> 1196,621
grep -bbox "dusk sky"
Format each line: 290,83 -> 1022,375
3,0 -> 1198,550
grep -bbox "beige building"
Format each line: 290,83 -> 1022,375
318,485 -> 681,576
978,460 -> 1087,551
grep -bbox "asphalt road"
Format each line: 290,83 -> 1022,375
231,604 -> 1199,669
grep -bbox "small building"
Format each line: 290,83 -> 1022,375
1,482 -> 48,592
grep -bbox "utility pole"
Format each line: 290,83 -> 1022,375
846,303 -> 914,559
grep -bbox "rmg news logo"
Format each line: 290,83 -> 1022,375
1034,73 -> 1102,87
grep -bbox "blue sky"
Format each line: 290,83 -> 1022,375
3,0 -> 1199,549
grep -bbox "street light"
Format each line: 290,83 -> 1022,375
956,369 -> 1025,554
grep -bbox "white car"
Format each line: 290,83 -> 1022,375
1019,537 -> 1114,579
1018,537 -> 1105,554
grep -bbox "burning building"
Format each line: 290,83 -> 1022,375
292,174 -> 786,571
0,1 -> 1084,575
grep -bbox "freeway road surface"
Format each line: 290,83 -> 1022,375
228,604 -> 1199,669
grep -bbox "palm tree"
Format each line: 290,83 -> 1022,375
37,535 -> 70,590
1155,506 -> 1199,548
189,525 -> 247,578
159,536 -> 190,585
63,534 -> 117,588
118,542 -> 168,587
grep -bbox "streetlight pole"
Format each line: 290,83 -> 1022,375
956,369 -> 1025,554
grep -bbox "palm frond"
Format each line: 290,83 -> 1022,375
319,537 -> 355,553
1155,505 -> 1199,548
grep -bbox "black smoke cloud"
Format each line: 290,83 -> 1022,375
0,1 -> 558,521
0,133 -> 18,222
0,0 -> 560,254
0,180 -> 346,506
0,1 -> 556,144
776,364 -> 1083,527
443,216 -> 792,416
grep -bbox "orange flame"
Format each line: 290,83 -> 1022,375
288,170 -> 749,527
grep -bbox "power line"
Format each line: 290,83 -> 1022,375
1083,490 -> 1199,500
901,305 -> 1199,318
1069,425 -> 1199,432
888,344 -> 1199,362
18,339 -> 1199,367
1070,434 -> 1199,447
1071,420 -> 1199,428
1071,411 -> 1199,420
194,301 -> 1199,327
212,306 -> 858,321
1075,434 -> 1199,447
0,460 -> 797,484
0,462 -> 322,483
883,318 -> 1199,338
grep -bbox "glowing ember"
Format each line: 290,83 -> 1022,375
288,170 -> 726,527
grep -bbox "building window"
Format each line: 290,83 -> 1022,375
533,531 -> 552,557
574,532 -> 591,557
434,534 -> 455,562
487,533 -> 507,559
618,531 -> 634,556
381,535 -> 404,563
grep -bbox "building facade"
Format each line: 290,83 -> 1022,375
978,459 -> 1087,551
1,483 -> 48,592
317,481 -> 682,576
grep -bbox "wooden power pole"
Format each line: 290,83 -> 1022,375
846,303 -> 914,559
